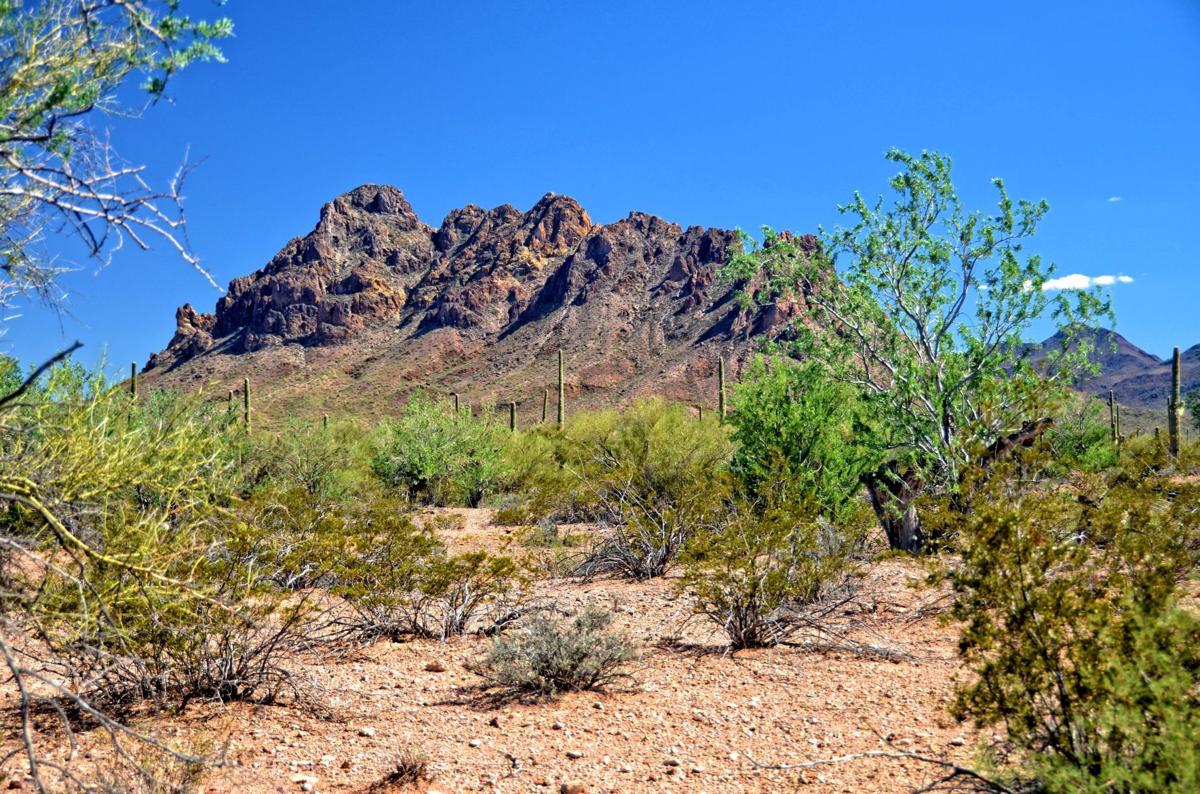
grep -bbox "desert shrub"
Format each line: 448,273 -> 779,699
2,375 -> 315,711
561,398 -> 735,579
727,357 -> 874,521
679,490 -> 867,649
368,751 -> 430,791
947,444 -> 1200,792
237,416 -> 373,501
1042,393 -> 1118,474
324,501 -> 522,641
494,429 -> 578,522
468,605 -> 637,697
371,391 -> 508,506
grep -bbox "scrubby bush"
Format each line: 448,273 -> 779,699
371,391 -> 508,506
319,500 -> 522,641
1042,393 -> 1118,474
469,605 -> 637,697
2,374 -> 314,711
727,357 -> 874,520
947,444 -> 1200,792
679,493 -> 866,648
570,398 -> 735,579
498,398 -> 733,578
237,415 -> 374,501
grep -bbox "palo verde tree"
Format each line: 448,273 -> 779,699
0,0 -> 233,327
724,149 -> 1109,551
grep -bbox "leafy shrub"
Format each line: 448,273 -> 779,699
468,605 -> 637,697
567,398 -> 734,579
237,416 -> 373,502
727,357 -> 874,521
679,493 -> 865,648
947,444 -> 1200,792
1042,393 -> 1118,474
371,391 -> 508,506
317,499 -> 522,641
3,378 -> 314,710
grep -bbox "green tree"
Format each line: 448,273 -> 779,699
727,355 -> 874,523
724,149 -> 1109,551
1186,388 -> 1200,434
0,0 -> 233,323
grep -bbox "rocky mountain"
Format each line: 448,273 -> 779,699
142,185 -> 809,422
1035,327 -> 1199,411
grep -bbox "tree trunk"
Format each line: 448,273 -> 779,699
863,465 -> 924,553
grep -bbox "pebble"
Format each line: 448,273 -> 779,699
357,726 -> 375,737
551,721 -> 565,730
425,660 -> 447,672
664,758 -> 681,767
565,750 -> 584,759
560,783 -> 586,794
469,739 -> 483,748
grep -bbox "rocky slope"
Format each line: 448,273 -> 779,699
1035,327 -> 1199,410
142,185 -> 808,422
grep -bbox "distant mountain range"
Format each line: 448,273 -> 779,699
1035,327 -> 1198,410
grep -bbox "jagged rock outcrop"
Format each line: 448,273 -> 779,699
143,185 -> 813,420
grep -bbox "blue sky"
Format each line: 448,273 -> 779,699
11,0 -> 1200,372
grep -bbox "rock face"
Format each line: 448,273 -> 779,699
143,185 -> 810,419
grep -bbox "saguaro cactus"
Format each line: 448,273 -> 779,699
452,392 -> 460,414
243,376 -> 251,431
717,357 -> 727,422
542,388 -> 548,423
1108,390 -> 1117,444
1169,346 -> 1183,457
1115,402 -> 1121,444
129,362 -> 137,399
557,349 -> 565,428
509,401 -> 517,432
322,414 -> 329,431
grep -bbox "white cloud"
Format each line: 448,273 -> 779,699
1108,196 -> 1122,203
1041,273 -> 1135,291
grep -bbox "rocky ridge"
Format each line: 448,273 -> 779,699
144,185 -> 808,420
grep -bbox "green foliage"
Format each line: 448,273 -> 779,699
1186,388 -> 1200,433
237,416 -> 374,502
727,357 -> 874,522
679,492 -> 865,649
469,605 -> 638,698
561,398 -> 734,579
1,375 -> 313,710
0,0 -> 233,305
947,445 -> 1200,792
371,391 -> 509,506
1043,393 -> 1119,474
723,149 -> 1111,551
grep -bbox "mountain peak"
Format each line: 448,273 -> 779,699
142,187 -> 807,419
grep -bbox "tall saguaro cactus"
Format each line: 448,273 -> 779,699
717,357 -> 726,422
1169,346 -> 1183,457
243,376 -> 251,431
1108,390 -> 1117,444
509,401 -> 517,432
542,389 -> 548,424
129,362 -> 137,399
452,392 -> 460,414
557,349 -> 565,428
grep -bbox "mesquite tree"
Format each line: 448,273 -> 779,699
0,0 -> 233,329
724,149 -> 1109,551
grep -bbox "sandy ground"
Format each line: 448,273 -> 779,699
2,509 -> 988,793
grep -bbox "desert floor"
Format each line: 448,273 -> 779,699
3,508 -> 990,793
